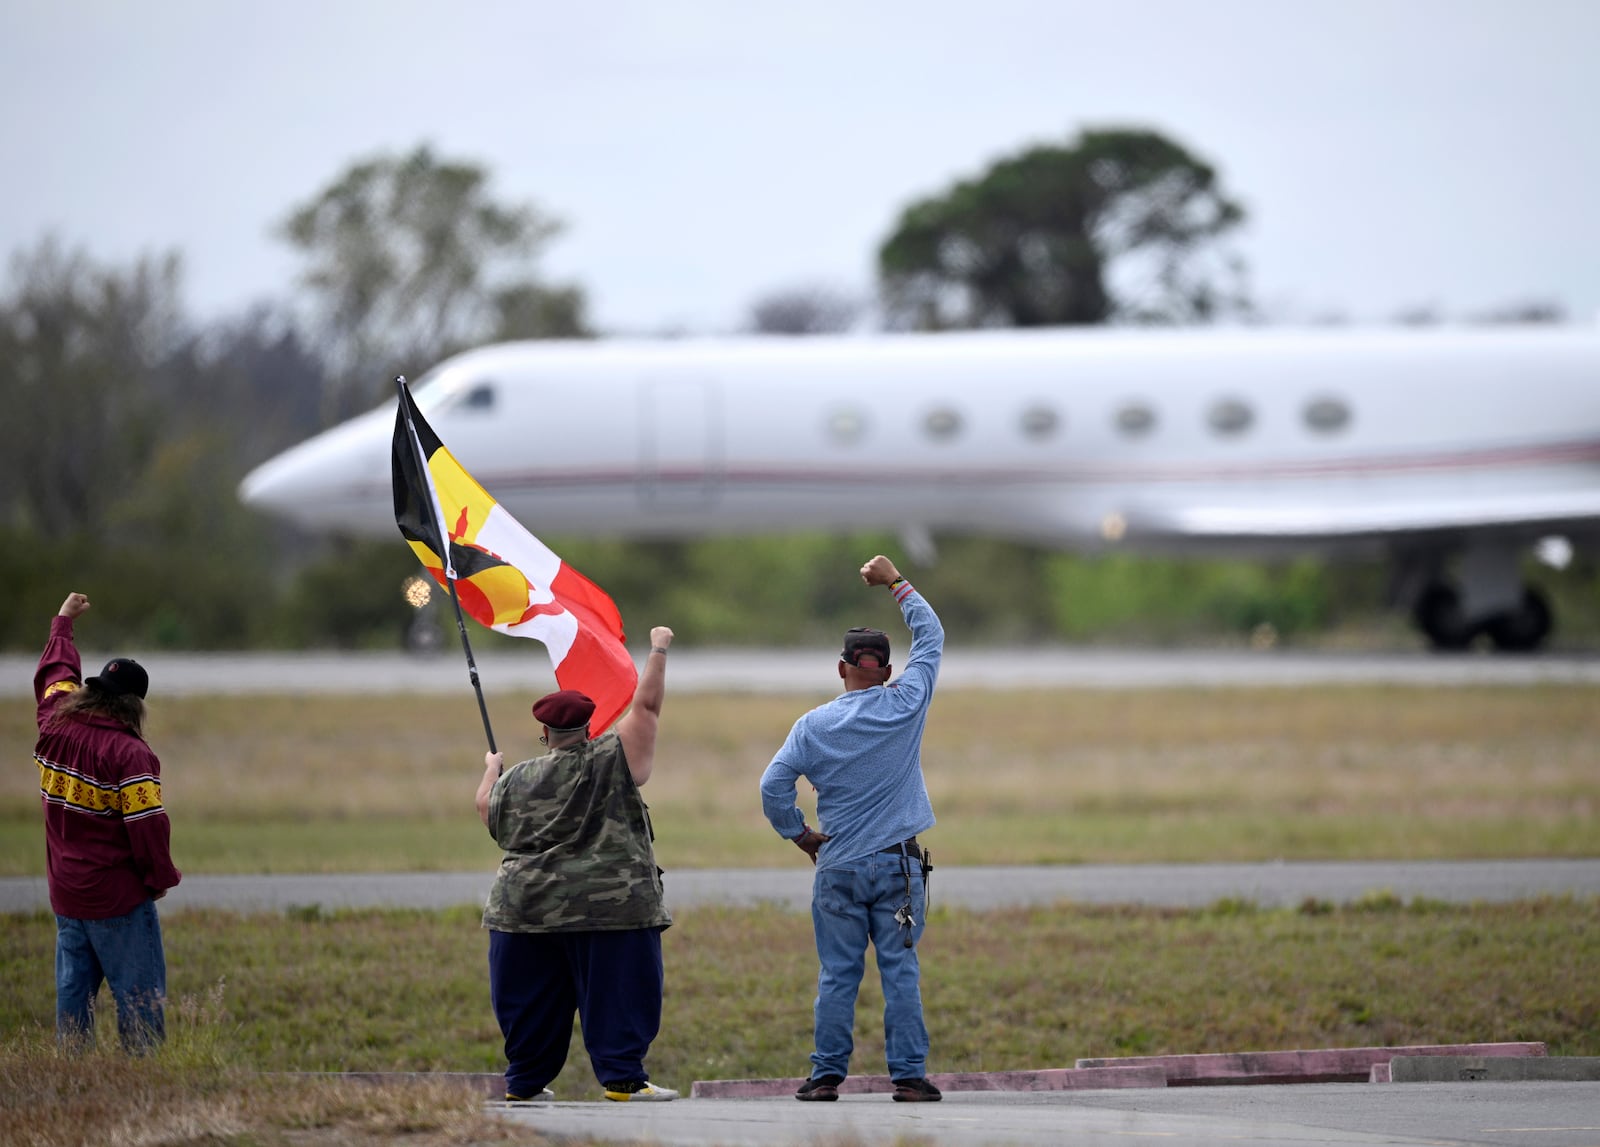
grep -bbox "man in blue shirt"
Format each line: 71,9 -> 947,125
760,554 -> 944,1103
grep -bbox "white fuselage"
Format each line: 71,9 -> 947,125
239,327 -> 1600,559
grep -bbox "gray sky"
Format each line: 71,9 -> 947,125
3,0 -> 1597,335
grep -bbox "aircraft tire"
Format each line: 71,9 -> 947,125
1413,583 -> 1477,652
404,613 -> 446,656
1484,586 -> 1553,653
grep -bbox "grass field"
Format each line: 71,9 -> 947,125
1,897 -> 1596,1146
7,897 -> 1595,1074
3,682 -> 1596,1144
3,685 -> 1597,873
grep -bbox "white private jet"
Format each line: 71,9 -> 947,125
238,326 -> 1600,652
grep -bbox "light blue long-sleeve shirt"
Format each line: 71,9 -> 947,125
760,583 -> 942,869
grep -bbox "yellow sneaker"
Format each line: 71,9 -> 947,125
602,1080 -> 679,1102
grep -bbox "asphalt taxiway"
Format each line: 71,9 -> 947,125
4,858 -> 1599,915
4,645 -> 1600,697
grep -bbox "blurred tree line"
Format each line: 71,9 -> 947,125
2,134 -> 1593,653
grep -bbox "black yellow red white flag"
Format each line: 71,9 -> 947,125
391,381 -> 638,733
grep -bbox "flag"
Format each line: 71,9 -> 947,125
392,383 -> 638,733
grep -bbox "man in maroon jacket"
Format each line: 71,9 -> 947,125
34,591 -> 181,1051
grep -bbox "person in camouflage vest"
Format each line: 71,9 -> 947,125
474,625 -> 678,1104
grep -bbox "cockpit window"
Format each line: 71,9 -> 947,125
415,377 -> 497,415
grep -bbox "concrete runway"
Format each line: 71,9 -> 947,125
5,646 -> 1600,697
491,1082 -> 1600,1147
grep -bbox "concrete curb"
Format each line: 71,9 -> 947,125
264,1043 -> 1578,1103
1075,1041 -> 1548,1085
690,1065 -> 1167,1099
1389,1055 -> 1600,1083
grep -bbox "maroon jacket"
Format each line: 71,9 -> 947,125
33,616 -> 181,919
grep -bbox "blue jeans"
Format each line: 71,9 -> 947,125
55,898 -> 167,1053
810,851 -> 928,1080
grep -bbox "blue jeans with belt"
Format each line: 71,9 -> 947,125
809,849 -> 928,1080
55,897 -> 167,1053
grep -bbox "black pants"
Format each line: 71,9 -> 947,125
487,927 -> 664,1096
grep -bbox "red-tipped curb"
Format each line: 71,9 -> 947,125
690,1065 -> 1167,1099
1076,1042 -> 1548,1086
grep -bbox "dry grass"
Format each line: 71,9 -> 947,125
0,990 -> 546,1147
0,1069 -> 531,1147
2,685 -> 1597,872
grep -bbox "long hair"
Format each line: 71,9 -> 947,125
45,683 -> 146,740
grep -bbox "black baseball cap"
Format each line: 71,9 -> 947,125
87,658 -> 149,699
841,628 -> 891,667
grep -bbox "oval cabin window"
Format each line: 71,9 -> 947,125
1207,397 -> 1254,436
1303,396 -> 1352,434
1019,404 -> 1060,440
1115,402 -> 1157,437
923,407 -> 963,440
826,407 -> 868,444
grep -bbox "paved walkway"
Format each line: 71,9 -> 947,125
488,1082 -> 1600,1147
4,859 -> 1597,915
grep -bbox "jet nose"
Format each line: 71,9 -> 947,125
237,411 -> 397,537
237,454 -> 308,517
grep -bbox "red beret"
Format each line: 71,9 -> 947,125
532,689 -> 596,731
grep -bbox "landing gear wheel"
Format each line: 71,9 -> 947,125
1414,584 -> 1476,651
404,611 -> 445,656
1485,587 -> 1552,653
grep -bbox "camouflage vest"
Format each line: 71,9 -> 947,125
482,731 -> 671,933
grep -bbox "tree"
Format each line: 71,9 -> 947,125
279,144 -> 589,419
745,284 -> 862,335
490,282 -> 591,342
192,304 -> 328,465
878,127 -> 1249,329
0,238 -> 185,539
0,239 -> 304,648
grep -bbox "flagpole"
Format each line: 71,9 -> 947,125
395,375 -> 498,754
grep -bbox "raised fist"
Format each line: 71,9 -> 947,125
859,556 -> 901,587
